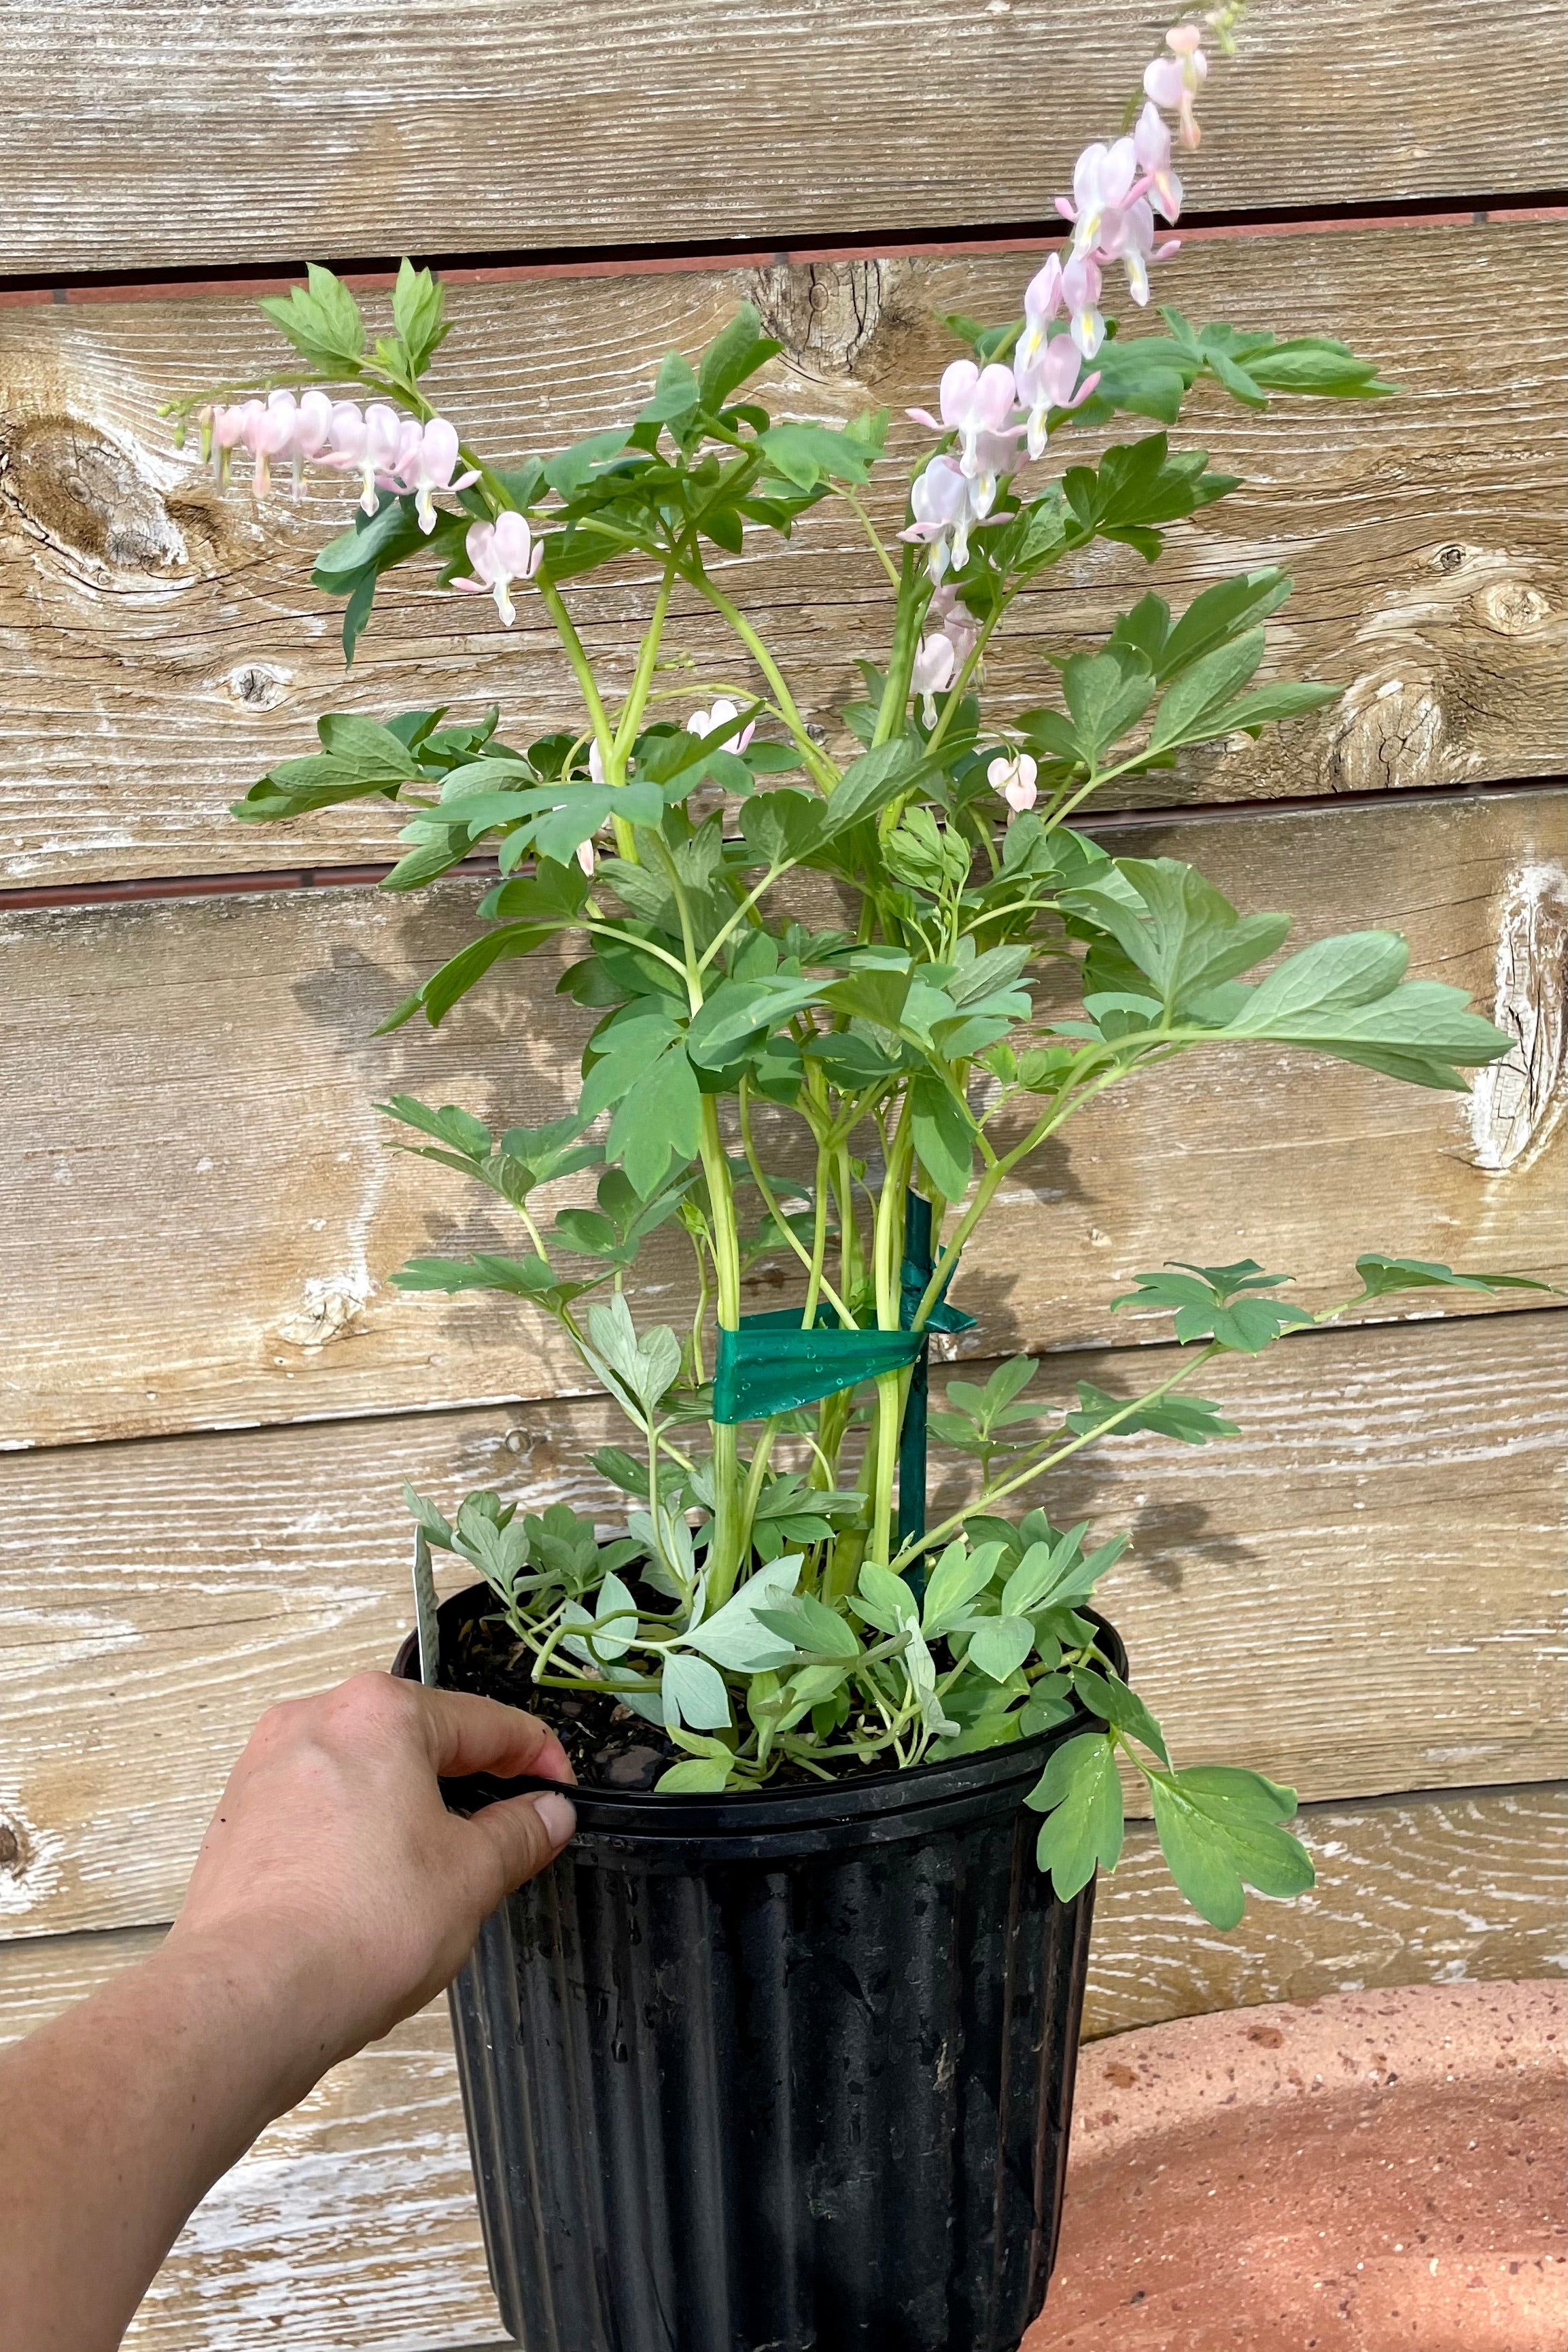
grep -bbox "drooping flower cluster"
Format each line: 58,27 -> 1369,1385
902,348 -> 1098,581
1050,18 -> 1215,351
207,393 -> 476,531
896,18 -> 1221,588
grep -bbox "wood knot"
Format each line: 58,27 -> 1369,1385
2,414 -> 189,574
226,661 -> 292,711
0,1817 -> 29,1876
748,258 -> 914,385
1474,577 -> 1554,638
1323,667 -> 1444,793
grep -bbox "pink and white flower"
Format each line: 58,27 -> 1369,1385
911,632 -> 958,723
987,750 -> 1039,816
928,582 -> 980,664
1144,22 -> 1208,150
901,453 -> 984,581
454,511 -> 544,627
1014,335 -> 1099,460
383,415 -> 480,534
1016,255 -> 1066,373
209,399 -> 254,484
1061,254 -> 1107,359
1134,99 -> 1184,222
909,360 -> 1022,487
1068,138 -> 1139,262
686,698 -> 756,754
325,401 -> 404,515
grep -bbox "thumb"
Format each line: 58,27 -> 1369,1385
465,1788 -> 576,1904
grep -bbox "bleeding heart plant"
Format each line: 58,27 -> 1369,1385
162,12 -> 1541,1929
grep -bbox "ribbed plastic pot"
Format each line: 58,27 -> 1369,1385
397,1582 -> 1124,2352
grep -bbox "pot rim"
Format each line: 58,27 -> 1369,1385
395,1578 -> 1127,1839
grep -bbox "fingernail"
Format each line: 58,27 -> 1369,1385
533,1791 -> 576,1848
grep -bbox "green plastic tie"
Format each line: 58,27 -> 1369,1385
712,1197 -> 973,1456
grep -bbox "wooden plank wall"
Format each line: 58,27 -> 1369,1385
0,3 -> 1564,2344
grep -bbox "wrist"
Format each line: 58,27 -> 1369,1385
153,1918 -> 344,2126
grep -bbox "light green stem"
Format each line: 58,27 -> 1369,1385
685,566 -> 838,789
890,1344 -> 1221,1575
699,1096 -> 745,1605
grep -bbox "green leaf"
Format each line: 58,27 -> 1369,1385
655,1756 -> 734,1793
451,1500 -> 530,1597
393,1251 -> 556,1297
606,1041 -> 703,1196
758,420 -> 874,490
1019,1674 -> 1076,1735
1202,681 -> 1341,738
682,1557 -> 806,1672
968,1615 -> 1035,1682
378,1094 -> 491,1160
402,1481 -> 453,1551
1024,1733 -> 1124,1901
1060,646 -> 1155,765
1144,1763 -> 1314,1929
258,262 -> 366,369
641,347 -> 702,423
739,787 -> 824,869
1351,1253 -> 1557,1302
1064,857 -> 1290,1014
921,1540 -> 1006,1638
818,742 -> 926,840
1071,1666 -> 1170,1763
909,1071 -> 975,1204
390,258 -> 448,374
544,428 -> 633,497
1148,631 -> 1268,750
1066,1381 -> 1240,1445
661,1652 -> 733,1731
698,302 -> 783,411
1157,570 -> 1293,681
685,976 -> 822,1070
1226,928 -> 1407,1020
589,1570 -> 640,1661
1111,1262 -> 1317,1351
383,925 -> 544,1032
854,1560 -> 920,1634
585,1296 -> 683,1412
1221,934 -> 1514,1075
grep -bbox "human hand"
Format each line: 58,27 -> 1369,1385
166,1673 -> 575,2095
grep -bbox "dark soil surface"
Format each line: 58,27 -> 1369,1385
441,1604 -> 679,1789
440,1594 -> 926,1793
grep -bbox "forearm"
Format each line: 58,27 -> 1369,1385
0,1674 -> 573,2351
0,1926 -> 323,2352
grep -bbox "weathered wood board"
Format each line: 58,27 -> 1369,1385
3,1311 -> 1561,1939
1090,1784 -> 1568,2036
3,1779 -> 1561,2347
2,789 -> 1560,1451
2,220 -> 1563,884
2,1 -> 1563,277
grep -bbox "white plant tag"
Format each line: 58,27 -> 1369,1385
412,1527 -> 440,1688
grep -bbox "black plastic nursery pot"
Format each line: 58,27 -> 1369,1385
397,1582 -> 1125,2352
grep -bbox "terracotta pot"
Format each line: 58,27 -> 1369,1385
1030,1979 -> 1566,2350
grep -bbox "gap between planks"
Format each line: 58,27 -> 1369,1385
0,195 -> 1562,310
3,773 -> 1563,916
3,1294 -> 1562,1470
